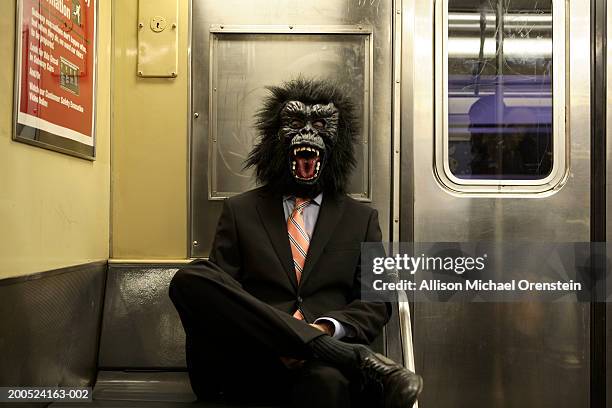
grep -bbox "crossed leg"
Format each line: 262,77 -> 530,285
169,261 -> 354,407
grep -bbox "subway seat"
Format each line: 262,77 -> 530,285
49,264 -> 397,407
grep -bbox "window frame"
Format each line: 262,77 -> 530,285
434,0 -> 568,195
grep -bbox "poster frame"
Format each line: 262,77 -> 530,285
12,0 -> 99,161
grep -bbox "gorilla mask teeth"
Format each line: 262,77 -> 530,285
293,146 -> 320,156
290,145 -> 323,182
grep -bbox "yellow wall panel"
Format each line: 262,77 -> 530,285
111,0 -> 188,259
0,1 -> 112,278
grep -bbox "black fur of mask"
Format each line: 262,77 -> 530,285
245,78 -> 358,198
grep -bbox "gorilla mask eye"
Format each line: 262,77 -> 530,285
312,119 -> 326,129
290,120 -> 304,129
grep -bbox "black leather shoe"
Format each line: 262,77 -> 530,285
357,347 -> 423,408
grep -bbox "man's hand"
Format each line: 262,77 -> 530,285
280,356 -> 304,369
310,321 -> 335,336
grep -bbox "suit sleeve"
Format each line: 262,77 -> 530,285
322,209 -> 392,344
208,198 -> 242,280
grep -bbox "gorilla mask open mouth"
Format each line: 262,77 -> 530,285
279,100 -> 338,186
291,145 -> 323,182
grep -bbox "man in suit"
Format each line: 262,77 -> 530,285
170,78 -> 422,408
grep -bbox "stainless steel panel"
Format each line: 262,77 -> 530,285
608,299 -> 612,408
394,0 -> 417,382
607,0 -> 612,401
412,302 -> 588,407
404,0 -> 591,406
208,27 -> 372,200
0,262 -> 106,387
191,0 -> 393,257
98,265 -> 186,368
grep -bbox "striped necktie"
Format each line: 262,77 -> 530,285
288,197 -> 310,320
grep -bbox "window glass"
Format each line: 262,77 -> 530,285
447,0 -> 553,180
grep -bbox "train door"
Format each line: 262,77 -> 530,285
190,1 -> 395,255
403,0 -> 592,406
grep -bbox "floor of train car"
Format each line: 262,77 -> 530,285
50,403 -> 278,407
48,400 -> 279,408
47,371 -> 280,407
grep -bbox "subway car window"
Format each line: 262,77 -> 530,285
446,0 -> 554,182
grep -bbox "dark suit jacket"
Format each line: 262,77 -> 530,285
206,185 -> 391,344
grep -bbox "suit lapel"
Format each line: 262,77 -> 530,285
256,189 -> 298,289
301,193 -> 345,286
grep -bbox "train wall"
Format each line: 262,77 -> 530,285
0,1 -> 112,279
110,0 -> 190,260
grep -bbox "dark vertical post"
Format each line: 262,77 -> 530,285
495,0 -> 505,175
591,0 -> 607,406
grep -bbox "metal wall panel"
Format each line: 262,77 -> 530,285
607,0 -> 612,401
98,265 -> 186,369
191,0 -> 393,257
403,0 -> 591,407
0,262 -> 106,387
208,28 -> 372,200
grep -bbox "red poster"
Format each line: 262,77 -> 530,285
16,0 -> 96,147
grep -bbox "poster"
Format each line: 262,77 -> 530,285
14,0 -> 97,159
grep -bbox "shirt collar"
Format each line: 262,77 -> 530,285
283,193 -> 323,206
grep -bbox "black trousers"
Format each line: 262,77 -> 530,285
169,263 -> 371,408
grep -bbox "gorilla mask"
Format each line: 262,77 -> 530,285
245,78 -> 358,198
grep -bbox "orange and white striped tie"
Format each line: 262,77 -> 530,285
288,197 -> 310,320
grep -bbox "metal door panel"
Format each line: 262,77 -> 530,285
404,0 -> 591,406
208,28 -> 372,200
191,0 -> 393,256
607,0 -> 612,400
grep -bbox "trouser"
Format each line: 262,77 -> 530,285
169,262 -> 372,408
